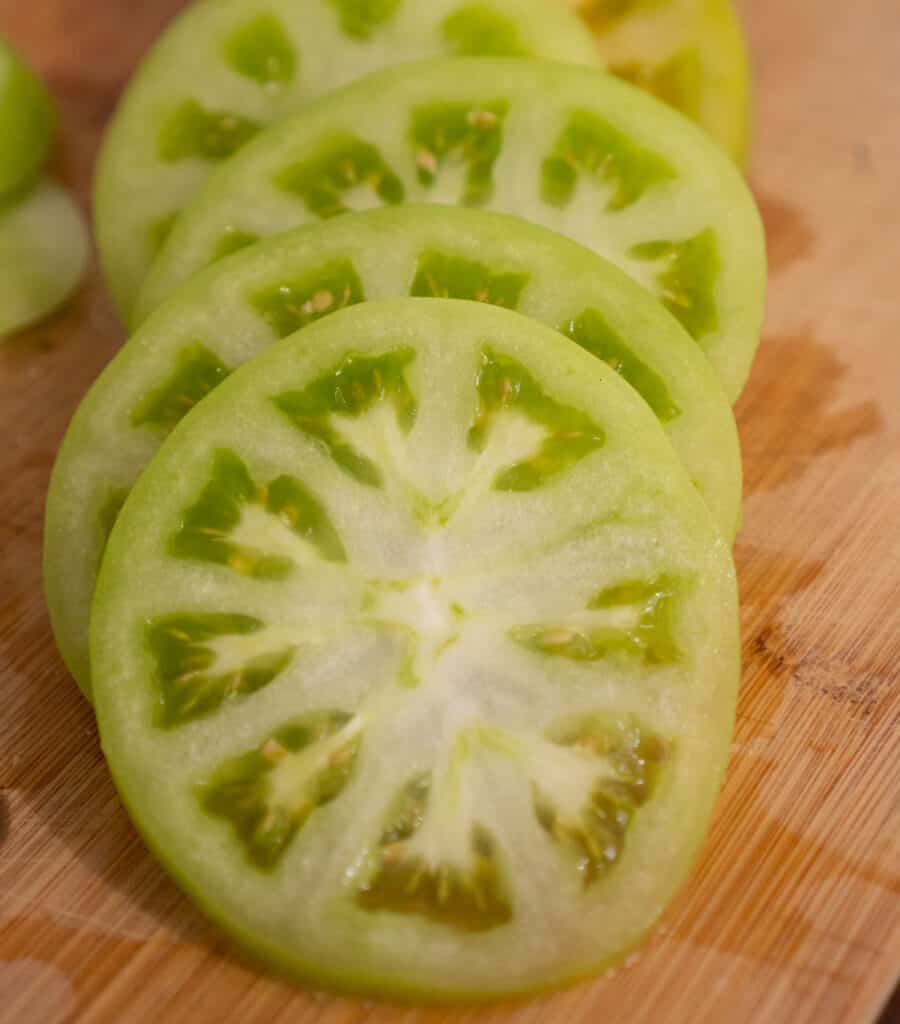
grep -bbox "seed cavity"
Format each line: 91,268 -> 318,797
170,448 -> 346,577
411,101 -> 508,206
411,249 -> 529,309
540,109 -> 675,212
511,576 -> 682,663
275,134 -> 405,218
274,348 -> 417,488
630,229 -> 720,340
251,259 -> 365,338
148,613 -> 297,727
469,348 -> 605,491
612,47 -> 703,120
158,99 -> 260,163
131,343 -> 231,434
328,0 -> 401,39
531,714 -> 669,885
198,710 -> 361,869
441,5 -> 526,55
560,308 -> 680,422
213,227 -> 261,261
224,13 -> 297,87
355,773 -> 512,931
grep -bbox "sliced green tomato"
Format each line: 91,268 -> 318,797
568,0 -> 751,164
0,37 -> 55,198
92,0 -> 599,315
46,205 -> 740,698
135,58 -> 765,401
92,298 -> 739,1000
0,180 -> 89,338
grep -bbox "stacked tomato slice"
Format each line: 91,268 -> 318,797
41,0 -> 764,1002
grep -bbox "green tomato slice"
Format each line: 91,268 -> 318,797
134,58 -> 765,401
46,205 -> 740,698
0,180 -> 89,338
0,36 -> 55,198
92,0 -> 599,315
92,298 -> 739,1000
568,0 -> 751,164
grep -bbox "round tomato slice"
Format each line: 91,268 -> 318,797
46,205 -> 740,697
92,298 -> 739,1000
0,36 -> 55,198
569,0 -> 751,164
92,0 -> 599,315
0,180 -> 89,338
133,58 -> 765,402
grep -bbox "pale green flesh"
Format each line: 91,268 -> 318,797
568,0 -> 751,163
0,40 -> 82,336
0,37 -> 55,197
135,59 -> 766,401
45,206 -> 740,697
0,180 -> 89,338
92,299 -> 739,1000
93,0 -> 599,315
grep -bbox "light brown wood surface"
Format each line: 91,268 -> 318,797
1,1 -> 898,1021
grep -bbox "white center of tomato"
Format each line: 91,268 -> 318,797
363,574 -> 461,688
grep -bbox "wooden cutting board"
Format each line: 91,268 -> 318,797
1,1 -> 898,1021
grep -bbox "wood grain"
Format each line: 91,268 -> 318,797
1,1 -> 898,1021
